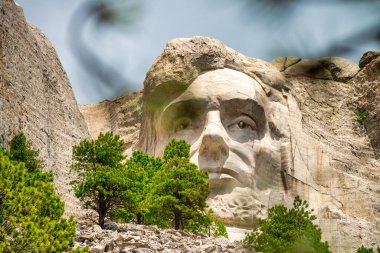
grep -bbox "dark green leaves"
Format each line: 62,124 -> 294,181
124,139 -> 227,237
142,139 -> 216,234
163,138 -> 190,161
72,132 -> 125,169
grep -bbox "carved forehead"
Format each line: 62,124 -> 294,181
166,69 -> 267,107
189,68 -> 261,97
142,36 -> 286,110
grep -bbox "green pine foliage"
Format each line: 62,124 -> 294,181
186,208 -> 228,238
122,139 -> 227,237
123,150 -> 163,224
354,109 -> 369,123
71,132 -> 131,228
70,132 -> 130,228
8,133 -> 44,172
357,245 -> 380,253
70,135 -> 228,238
244,196 -> 331,253
0,134 -> 81,253
143,139 -> 210,231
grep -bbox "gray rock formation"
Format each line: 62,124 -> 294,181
0,0 -> 90,215
353,51 -> 380,159
80,91 -> 142,156
81,37 -> 380,253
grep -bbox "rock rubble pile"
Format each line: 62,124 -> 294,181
75,221 -> 252,253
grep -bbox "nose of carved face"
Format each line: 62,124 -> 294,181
196,111 -> 244,194
198,111 -> 229,170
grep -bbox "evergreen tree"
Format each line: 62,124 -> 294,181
8,133 -> 43,172
0,136 -> 81,253
244,196 -> 331,253
70,132 -> 130,228
144,139 -> 210,231
187,208 -> 228,238
123,150 -> 163,224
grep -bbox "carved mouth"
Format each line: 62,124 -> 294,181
206,167 -> 241,181
201,167 -> 250,193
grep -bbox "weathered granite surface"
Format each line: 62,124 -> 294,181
80,91 -> 142,156
81,37 -> 380,253
0,0 -> 90,215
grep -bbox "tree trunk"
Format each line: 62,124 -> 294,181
137,213 -> 142,224
174,209 -> 182,230
98,192 -> 106,229
99,211 -> 105,229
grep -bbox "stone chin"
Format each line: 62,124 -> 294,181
195,139 -> 284,229
206,187 -> 268,228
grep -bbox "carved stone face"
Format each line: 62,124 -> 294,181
154,69 -> 285,225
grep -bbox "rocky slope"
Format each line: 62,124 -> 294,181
75,221 -> 250,253
0,0 -> 90,215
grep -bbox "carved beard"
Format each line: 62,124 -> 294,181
206,140 -> 292,228
206,187 -> 268,227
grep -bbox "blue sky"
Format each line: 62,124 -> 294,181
16,0 -> 380,104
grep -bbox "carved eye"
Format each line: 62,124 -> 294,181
226,114 -> 258,142
176,123 -> 189,131
174,118 -> 192,132
238,121 -> 250,129
229,115 -> 257,132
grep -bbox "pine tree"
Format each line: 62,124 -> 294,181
123,150 -> 163,224
357,245 -> 380,253
144,139 -> 211,231
244,196 -> 331,253
8,133 -> 43,172
0,135 -> 81,253
70,132 -> 130,228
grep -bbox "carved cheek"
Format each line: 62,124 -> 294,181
252,140 -> 282,191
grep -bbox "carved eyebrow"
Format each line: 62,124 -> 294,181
220,98 -> 266,133
241,113 -> 255,121
162,99 -> 207,116
219,98 -> 265,117
161,99 -> 207,130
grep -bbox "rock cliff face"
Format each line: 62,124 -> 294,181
81,37 -> 380,253
80,91 -> 142,156
0,0 -> 90,215
272,55 -> 380,252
